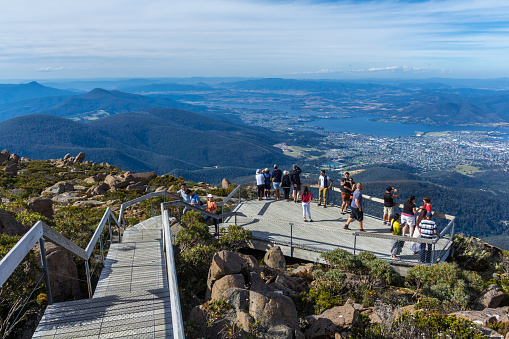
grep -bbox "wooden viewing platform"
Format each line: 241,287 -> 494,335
32,217 -> 173,339
223,198 -> 453,266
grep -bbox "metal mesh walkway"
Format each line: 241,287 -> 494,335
32,217 -> 173,339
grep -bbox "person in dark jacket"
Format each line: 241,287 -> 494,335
271,164 -> 283,201
281,170 -> 291,201
290,164 -> 302,203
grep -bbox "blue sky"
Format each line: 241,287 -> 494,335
0,0 -> 508,80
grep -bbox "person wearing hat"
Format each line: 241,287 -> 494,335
206,193 -> 219,236
382,186 -> 399,225
418,212 -> 440,263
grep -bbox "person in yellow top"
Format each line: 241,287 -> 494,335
206,194 -> 219,237
390,213 -> 404,260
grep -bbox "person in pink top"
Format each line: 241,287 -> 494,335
421,196 -> 432,214
301,186 -> 313,222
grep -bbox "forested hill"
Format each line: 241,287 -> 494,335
0,108 -> 293,182
0,81 -> 73,105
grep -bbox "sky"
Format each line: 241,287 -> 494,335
1,0 -> 508,80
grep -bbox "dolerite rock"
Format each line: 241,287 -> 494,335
207,251 -> 243,299
20,157 -> 32,163
35,241 -> 80,302
86,183 -> 109,197
240,254 -> 259,270
43,181 -> 74,195
211,274 -> 246,300
105,174 -> 134,189
248,290 -> 300,332
274,273 -> 305,294
222,288 -> 250,311
126,182 -> 147,192
73,200 -> 104,207
27,197 -> 54,219
264,246 -> 286,271
474,284 -> 505,310
131,171 -> 157,185
289,263 -> 315,279
155,186 -> 168,192
75,152 -> 85,163
8,153 -> 19,163
453,307 -> 509,326
63,153 -> 70,161
305,299 -> 359,338
84,176 -> 101,184
0,150 -> 9,164
4,162 -> 18,175
0,209 -> 25,236
51,192 -> 83,204
222,178 -> 231,188
249,272 -> 266,293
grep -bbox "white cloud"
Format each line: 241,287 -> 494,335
0,0 -> 508,78
36,67 -> 70,72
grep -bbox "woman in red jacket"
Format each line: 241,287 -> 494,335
301,186 -> 313,222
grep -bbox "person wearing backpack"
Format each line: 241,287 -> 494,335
390,213 -> 404,260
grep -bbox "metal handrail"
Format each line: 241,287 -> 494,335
161,209 -> 185,339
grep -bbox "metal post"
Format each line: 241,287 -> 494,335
289,223 -> 294,258
108,217 -> 113,244
239,187 -> 241,204
85,261 -> 92,298
178,206 -> 181,222
353,233 -> 357,255
99,234 -> 105,263
38,238 -> 53,305
431,242 -> 436,264
151,197 -> 154,217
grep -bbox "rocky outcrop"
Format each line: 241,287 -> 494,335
86,183 -> 109,197
222,178 -> 231,188
474,284 -> 505,310
0,209 -> 25,236
305,299 -> 359,339
43,181 -> 74,195
131,171 -> 157,185
4,162 -> 18,175
264,246 -> 286,271
9,153 -> 20,163
453,307 -> 509,326
211,274 -> 245,300
51,192 -> 83,204
0,150 -> 9,164
75,152 -> 86,163
27,197 -> 54,219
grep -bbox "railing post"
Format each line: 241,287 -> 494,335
38,237 -> 53,305
353,233 -> 357,255
289,223 -> 293,258
431,241 -> 436,264
85,260 -> 92,298
108,217 -> 113,244
239,187 -> 241,204
151,197 -> 154,217
99,234 -> 105,263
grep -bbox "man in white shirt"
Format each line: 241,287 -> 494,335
317,169 -> 333,208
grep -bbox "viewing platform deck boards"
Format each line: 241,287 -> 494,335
32,217 -> 173,339
224,199 -> 451,266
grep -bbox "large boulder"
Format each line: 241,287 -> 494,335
131,171 -> 157,185
208,251 -> 243,283
453,307 -> 509,326
0,209 -> 25,236
51,192 -> 83,204
474,284 -> 505,310
74,152 -> 85,163
211,274 -> 245,300
222,178 -> 231,188
289,263 -> 315,279
126,182 -> 147,192
248,290 -> 300,331
86,183 -> 109,197
305,299 -> 359,338
4,162 -> 18,175
8,153 -> 20,163
0,150 -> 9,164
104,174 -> 134,189
264,246 -> 286,271
43,181 -> 74,195
35,241 -> 81,302
84,176 -> 101,184
27,197 -> 54,219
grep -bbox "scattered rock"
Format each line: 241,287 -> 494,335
73,200 -> 104,207
20,157 -> 32,163
211,274 -> 245,300
86,183 -> 109,197
264,246 -> 286,271
474,284 -> 505,310
0,209 -> 25,236
27,197 -> 54,219
126,182 -> 147,192
155,186 -> 168,192
105,174 -> 134,189
131,171 -> 157,185
4,162 -> 18,175
453,308 -> 509,326
222,178 -> 231,188
9,153 -> 20,163
84,176 -> 101,184
289,263 -> 315,279
43,181 -> 74,195
51,192 -> 83,204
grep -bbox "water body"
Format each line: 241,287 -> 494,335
216,103 -> 509,139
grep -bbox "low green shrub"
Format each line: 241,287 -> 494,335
218,225 -> 252,251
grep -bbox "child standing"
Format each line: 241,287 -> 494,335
301,186 -> 313,222
390,213 -> 404,260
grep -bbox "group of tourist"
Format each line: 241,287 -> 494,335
255,164 -> 304,203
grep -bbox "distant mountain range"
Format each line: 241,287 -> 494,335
0,108 -> 292,182
0,81 -> 73,105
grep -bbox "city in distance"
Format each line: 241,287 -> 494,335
1,76 -> 509,249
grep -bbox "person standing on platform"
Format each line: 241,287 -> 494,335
301,186 -> 313,222
205,194 -> 219,237
272,165 -> 283,201
290,164 -> 302,203
255,169 -> 265,201
263,168 -> 271,199
418,212 -> 440,263
382,186 -> 399,225
281,170 -> 292,202
340,172 -> 353,214
344,183 -> 365,231
390,213 -> 404,260
401,195 -> 418,237
317,169 -> 333,208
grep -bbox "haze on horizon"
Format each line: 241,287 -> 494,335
1,0 -> 508,81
